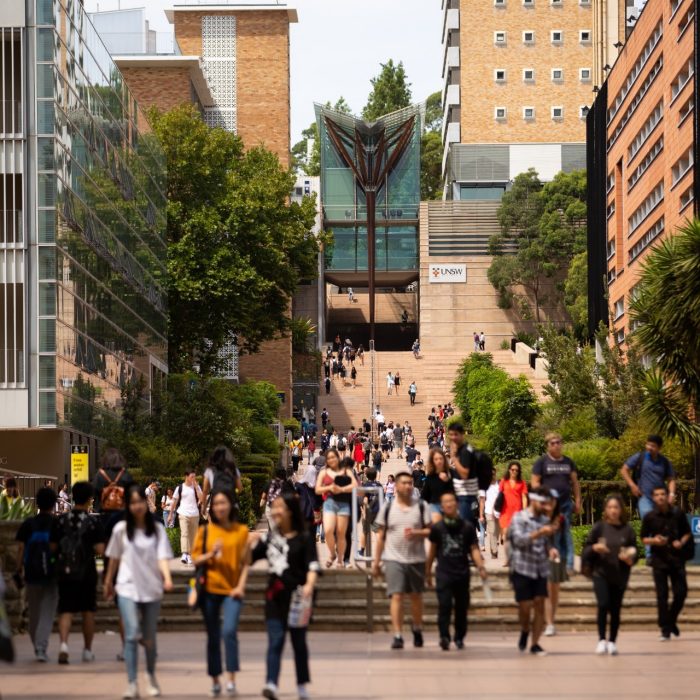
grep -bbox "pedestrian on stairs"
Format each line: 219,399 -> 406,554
324,377 -> 331,395
394,372 -> 401,395
351,365 -> 357,387
409,381 -> 417,406
386,372 -> 394,396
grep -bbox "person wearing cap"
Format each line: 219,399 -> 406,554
372,467 -> 432,650
509,487 -> 559,657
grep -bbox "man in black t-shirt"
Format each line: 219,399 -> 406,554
426,492 -> 487,650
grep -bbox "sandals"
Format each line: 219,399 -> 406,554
325,557 -> 336,568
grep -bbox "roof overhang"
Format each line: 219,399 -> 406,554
165,4 -> 298,23
113,55 -> 215,107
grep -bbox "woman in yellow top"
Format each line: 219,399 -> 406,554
192,489 -> 250,698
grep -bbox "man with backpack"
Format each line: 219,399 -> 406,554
50,481 -> 106,664
168,469 -> 203,565
290,435 -> 304,472
448,422 -> 480,527
621,434 -> 677,562
15,487 -> 59,662
358,467 -> 383,557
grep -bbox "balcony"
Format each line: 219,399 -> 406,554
0,210 -> 23,245
0,101 -> 22,135
442,46 -> 460,79
442,7 -> 460,44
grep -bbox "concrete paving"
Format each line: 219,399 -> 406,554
2,629 -> 699,699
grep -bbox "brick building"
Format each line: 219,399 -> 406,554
587,0 -> 699,343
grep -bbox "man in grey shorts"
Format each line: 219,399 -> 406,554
372,468 -> 432,649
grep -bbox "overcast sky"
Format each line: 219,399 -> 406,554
84,0 -> 443,143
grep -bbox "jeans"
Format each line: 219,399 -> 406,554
266,617 -> 310,686
593,576 -> 625,642
117,596 -> 160,683
457,495 -> 478,526
653,566 -> 688,635
558,500 -> 575,570
26,582 -> 58,654
436,576 -> 470,642
201,593 -> 243,678
638,496 -> 655,559
162,511 -> 172,528
477,520 -> 486,549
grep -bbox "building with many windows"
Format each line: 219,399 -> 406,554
587,0 -> 698,342
0,0 -> 168,479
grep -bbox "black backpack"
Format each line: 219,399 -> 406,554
23,519 -> 55,584
472,448 -> 494,491
212,468 -> 238,495
56,513 -> 91,582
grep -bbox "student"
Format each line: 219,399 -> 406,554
50,481 -> 106,665
384,474 -> 395,503
202,446 -> 242,513
581,494 -> 637,655
641,485 -> 692,640
480,468 -> 501,559
261,469 -> 291,529
498,461 -> 528,545
289,436 -> 305,473
168,470 -> 203,565
104,486 -> 173,699
426,492 -> 487,650
15,487 -> 59,662
351,365 -> 357,388
145,481 -> 160,515
372,468 -> 432,650
307,435 -> 316,465
447,422 -> 479,527
192,490 -> 251,698
252,491 -> 319,700
408,381 -> 417,406
161,488 -> 175,529
359,467 -> 383,557
57,484 -> 71,514
1,476 -> 20,504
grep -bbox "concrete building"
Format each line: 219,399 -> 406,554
587,0 -> 698,343
0,0 -> 168,479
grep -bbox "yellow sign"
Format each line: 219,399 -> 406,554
71,445 -> 89,484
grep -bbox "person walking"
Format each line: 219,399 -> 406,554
386,372 -> 394,396
426,492 -> 487,650
351,365 -> 357,388
192,489 -> 251,698
315,448 -> 357,568
261,469 -> 292,530
352,438 -> 365,470
393,423 -> 404,459
168,469 -> 203,566
252,491 -> 319,700
447,422 -> 479,527
50,481 -> 106,665
498,461 -> 528,547
481,468 -> 501,559
412,339 -> 420,359
15,487 -> 59,662
641,485 -> 692,640
161,489 -> 175,529
289,436 -> 304,473
324,376 -> 331,395
421,448 -> 455,523
357,344 -> 365,366
57,483 -> 71,514
347,286 -> 354,303
473,332 -> 480,352
509,487 -> 558,656
408,381 -> 417,406
620,435 -> 676,561
479,331 -> 486,351
104,485 -> 173,698
581,494 -> 637,655
203,447 -> 243,511
145,481 -> 159,516
394,371 -> 401,395
372,468 -> 432,650
307,435 -> 316,465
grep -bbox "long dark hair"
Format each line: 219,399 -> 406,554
208,489 -> 238,526
603,493 -> 628,525
504,460 -> 523,482
125,485 -> 156,541
276,489 -> 306,534
209,445 -> 237,474
325,448 -> 341,470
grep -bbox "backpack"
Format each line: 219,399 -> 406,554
212,468 -> 238,495
380,433 -> 388,446
23,521 -> 54,584
630,451 -> 671,485
56,513 -> 91,581
292,442 -> 301,457
364,481 -> 382,519
338,437 -> 347,450
99,468 -> 126,511
471,448 -> 494,492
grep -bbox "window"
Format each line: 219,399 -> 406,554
670,0 -> 683,16
627,100 -> 663,162
495,106 -> 507,120
551,0 -> 562,5
551,68 -> 563,81
551,106 -> 564,120
579,30 -> 591,43
579,105 -> 590,118
678,95 -> 694,125
671,58 -> 694,101
606,200 -> 615,218
580,67 -> 591,82
523,0 -> 534,5
680,185 -> 694,211
615,328 -> 625,345
628,137 -> 663,192
523,68 -> 535,81
494,0 -> 506,6
614,298 -> 625,320
551,30 -> 563,44
607,239 -> 616,260
678,6 -> 694,36
494,31 -> 507,44
628,181 -> 663,234
672,147 -> 693,186
494,69 -> 507,82
580,0 -> 590,4
523,106 -> 535,120
628,218 -> 664,263
606,172 -> 615,193
523,30 -> 535,44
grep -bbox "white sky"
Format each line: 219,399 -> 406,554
84,0 -> 443,143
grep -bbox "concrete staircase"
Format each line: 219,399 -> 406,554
327,292 -> 418,325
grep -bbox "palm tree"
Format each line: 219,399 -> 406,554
629,218 -> 700,506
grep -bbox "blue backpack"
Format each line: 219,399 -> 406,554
23,523 -> 54,584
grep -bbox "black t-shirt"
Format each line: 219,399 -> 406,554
429,518 -> 477,580
532,454 -> 577,501
405,446 -> 418,464
421,471 -> 455,505
50,511 -> 106,580
582,521 -> 637,588
372,452 -> 383,468
16,513 -> 54,544
333,473 -> 352,504
640,507 -> 691,570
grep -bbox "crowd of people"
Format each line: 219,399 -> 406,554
322,335 -> 365,394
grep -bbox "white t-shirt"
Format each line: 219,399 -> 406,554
386,376 -> 394,387
175,483 -> 201,517
105,521 -> 173,602
376,413 -> 385,425
482,483 -> 500,516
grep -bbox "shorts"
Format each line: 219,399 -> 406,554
511,572 -> 548,603
323,498 -> 351,517
362,517 -> 380,534
58,577 -> 98,613
429,503 -> 442,515
384,561 -> 425,596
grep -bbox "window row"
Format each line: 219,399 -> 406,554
494,67 -> 591,82
671,58 -> 694,101
671,146 -> 693,187
628,137 -> 663,193
627,100 -> 663,162
494,105 -> 589,120
628,217 -> 664,263
493,0 -> 590,6
628,181 -> 663,235
494,29 -> 591,45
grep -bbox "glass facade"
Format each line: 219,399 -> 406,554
33,0 -> 167,433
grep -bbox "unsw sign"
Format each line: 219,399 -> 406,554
429,264 -> 467,284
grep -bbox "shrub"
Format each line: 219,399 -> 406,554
452,353 -> 496,426
538,403 -> 598,443
566,439 -> 617,480
283,418 -> 301,435
244,472 -> 272,515
500,339 -> 510,350
134,436 -> 197,477
487,376 -> 540,461
249,426 -> 281,455
513,331 -> 537,348
166,527 -> 181,557
237,476 -> 257,529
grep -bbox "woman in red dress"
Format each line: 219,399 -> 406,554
352,439 -> 365,471
498,460 -> 528,541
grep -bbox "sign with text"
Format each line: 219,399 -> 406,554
429,264 -> 467,284
70,445 -> 89,485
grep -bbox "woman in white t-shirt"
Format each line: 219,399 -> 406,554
161,488 -> 175,528
105,485 -> 173,699
479,468 -> 501,559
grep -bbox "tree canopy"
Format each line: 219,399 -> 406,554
149,105 -> 320,373
362,59 -> 412,121
421,91 -> 443,201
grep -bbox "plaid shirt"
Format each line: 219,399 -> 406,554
510,508 -> 551,579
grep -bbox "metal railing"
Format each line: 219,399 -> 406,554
0,100 -> 22,134
0,210 -> 23,245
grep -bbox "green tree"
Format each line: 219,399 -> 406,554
564,251 -> 588,339
421,130 -> 443,200
424,90 -> 443,133
150,105 -> 320,373
362,59 -> 412,121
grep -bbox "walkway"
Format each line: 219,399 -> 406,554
4,630 -> 699,698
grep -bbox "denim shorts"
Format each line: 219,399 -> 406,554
323,497 -> 351,516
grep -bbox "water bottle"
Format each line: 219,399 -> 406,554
287,586 -> 312,628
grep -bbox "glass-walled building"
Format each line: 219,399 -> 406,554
0,0 -> 167,479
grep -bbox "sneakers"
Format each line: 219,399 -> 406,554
518,631 -> 529,652
209,683 -> 222,697
412,628 -> 424,648
439,637 -> 450,651
82,648 -> 95,663
607,642 -> 618,656
659,634 -> 670,642
262,682 -> 279,700
225,682 -> 237,697
35,650 -> 49,663
181,553 -> 188,564
544,624 -> 556,637
596,640 -> 608,655
530,644 -> 547,656
297,685 -> 310,700
391,635 -> 404,650
455,639 -> 464,650
117,648 -> 125,662
58,642 -> 69,665
672,624 -> 680,638
122,683 -> 139,699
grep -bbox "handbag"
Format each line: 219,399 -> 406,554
493,491 -> 505,514
188,524 -> 208,611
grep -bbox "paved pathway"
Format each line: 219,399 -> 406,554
3,630 -> 699,699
